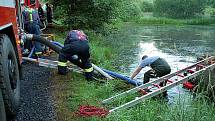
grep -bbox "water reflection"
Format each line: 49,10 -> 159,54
129,41 -> 195,76
128,41 -> 194,104
109,25 -> 215,105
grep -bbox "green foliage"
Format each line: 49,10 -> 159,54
83,30 -> 115,68
135,16 -> 215,25
204,6 -> 215,17
49,0 -> 120,30
206,0 -> 215,7
135,17 -> 185,25
141,0 -> 154,12
49,0 -> 143,29
114,0 -> 142,21
154,0 -> 206,18
186,18 -> 215,25
66,73 -> 215,121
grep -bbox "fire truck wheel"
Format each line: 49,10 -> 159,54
0,34 -> 20,119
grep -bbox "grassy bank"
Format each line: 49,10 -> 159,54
133,16 -> 215,26
52,68 -> 215,121
48,24 -> 215,121
130,12 -> 215,25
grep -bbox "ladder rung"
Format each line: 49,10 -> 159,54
196,64 -> 204,67
208,60 -> 215,64
152,84 -> 161,88
147,86 -> 153,90
187,69 -> 195,73
177,74 -> 185,78
167,79 -> 173,83
138,89 -> 148,95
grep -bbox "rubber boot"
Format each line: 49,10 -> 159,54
85,72 -> 93,81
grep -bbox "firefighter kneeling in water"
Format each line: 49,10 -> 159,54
58,30 -> 94,80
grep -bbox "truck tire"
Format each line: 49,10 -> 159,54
0,34 -> 20,119
0,90 -> 7,121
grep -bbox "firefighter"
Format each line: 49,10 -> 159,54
38,3 -> 45,28
22,4 -> 43,57
58,30 -> 94,80
130,55 -> 171,96
46,3 -> 53,23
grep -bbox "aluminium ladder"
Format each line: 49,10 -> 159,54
22,57 -> 83,72
102,56 -> 215,113
22,57 -> 114,79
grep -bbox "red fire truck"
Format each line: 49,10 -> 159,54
0,0 -> 24,120
0,0 -> 51,120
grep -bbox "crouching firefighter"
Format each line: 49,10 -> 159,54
58,30 -> 94,80
130,55 -> 171,97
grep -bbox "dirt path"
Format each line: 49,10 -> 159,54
16,63 -> 56,121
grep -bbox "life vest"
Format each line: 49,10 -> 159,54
27,8 -> 34,22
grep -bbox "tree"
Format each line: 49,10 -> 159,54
154,0 -> 206,18
49,0 -> 120,30
49,0 -> 141,30
141,0 -> 154,12
206,0 -> 215,7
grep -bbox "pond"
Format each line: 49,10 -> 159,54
109,24 -> 215,105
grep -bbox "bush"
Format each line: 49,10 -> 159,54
50,0 -> 120,30
141,0 -> 154,12
114,0 -> 142,21
154,0 -> 206,18
204,6 -> 215,17
49,0 -> 143,30
206,0 -> 215,8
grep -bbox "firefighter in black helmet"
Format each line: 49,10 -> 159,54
58,30 -> 93,80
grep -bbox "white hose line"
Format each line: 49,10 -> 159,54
92,64 -> 114,80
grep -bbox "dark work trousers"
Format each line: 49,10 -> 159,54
143,58 -> 171,86
58,41 -> 93,80
58,53 -> 93,80
58,52 -> 92,69
143,58 -> 171,97
46,7 -> 53,23
26,22 -> 43,53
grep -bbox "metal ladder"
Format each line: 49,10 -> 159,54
22,57 -> 114,79
102,56 -> 215,113
22,57 -> 82,73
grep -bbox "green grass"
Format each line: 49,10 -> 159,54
85,31 -> 115,69
134,16 -> 215,26
53,72 -> 215,121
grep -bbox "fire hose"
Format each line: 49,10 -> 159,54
23,34 -> 114,80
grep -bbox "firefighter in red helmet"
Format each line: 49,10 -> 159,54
58,30 -> 94,80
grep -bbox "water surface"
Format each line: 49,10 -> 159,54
111,25 -> 215,104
